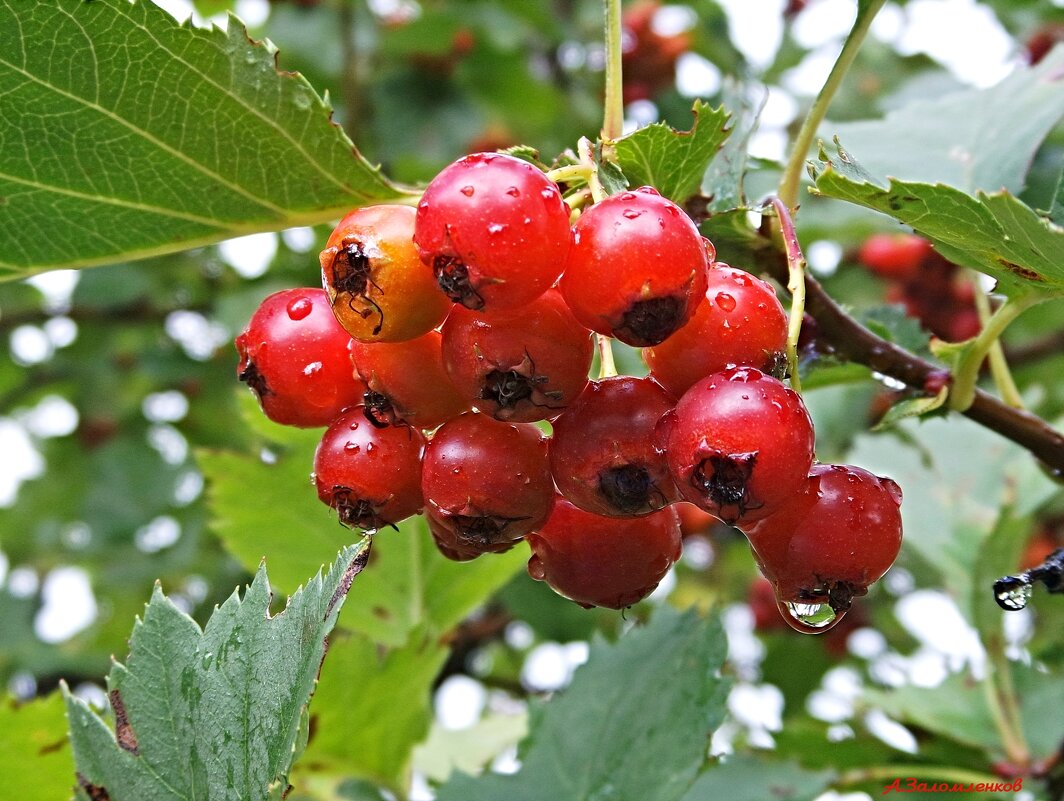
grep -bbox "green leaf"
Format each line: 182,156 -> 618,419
872,387 -> 948,431
613,101 -> 732,204
436,607 -> 729,801
0,0 -> 409,277
414,711 -> 528,784
810,140 -> 1064,292
296,629 -> 449,792
679,756 -> 835,801
64,542 -> 371,801
825,48 -> 1064,194
1,693 -> 75,801
970,507 -> 1035,648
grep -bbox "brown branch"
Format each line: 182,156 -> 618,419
754,248 -> 1064,473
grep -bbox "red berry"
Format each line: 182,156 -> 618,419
560,187 -> 709,346
314,408 -> 425,531
422,412 -> 554,550
426,506 -> 519,562
745,464 -> 903,613
526,496 -> 682,609
857,233 -> 932,281
644,264 -> 788,396
414,152 -> 572,311
666,367 -> 815,526
350,330 -> 469,430
235,288 -> 366,428
320,205 -> 451,342
441,288 -> 594,422
549,375 -> 677,517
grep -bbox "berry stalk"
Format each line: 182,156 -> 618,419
601,0 -> 625,142
971,282 -> 1025,409
766,197 -> 807,394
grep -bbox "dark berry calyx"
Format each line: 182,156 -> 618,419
692,451 -> 759,523
237,358 -> 271,399
598,464 -> 654,514
479,352 -> 562,419
331,486 -> 392,532
362,390 -> 399,428
434,256 -> 485,310
616,295 -> 684,346
446,512 -> 529,545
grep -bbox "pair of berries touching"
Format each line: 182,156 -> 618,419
235,151 -> 903,630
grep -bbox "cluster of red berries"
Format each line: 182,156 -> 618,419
235,152 -> 903,629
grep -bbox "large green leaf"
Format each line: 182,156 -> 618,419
64,542 -> 371,801
0,0 -> 409,277
825,48 -> 1064,195
810,141 -> 1064,292
3,693 -> 76,801
436,607 -> 729,801
613,101 -> 732,204
679,756 -> 834,801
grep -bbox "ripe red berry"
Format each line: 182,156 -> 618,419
744,464 -> 903,615
350,330 -> 468,430
549,375 -> 677,517
526,496 -> 682,609
314,408 -> 425,531
644,264 -> 788,396
560,187 -> 709,346
441,288 -> 594,422
856,233 -> 932,281
666,367 -> 815,526
413,152 -> 572,311
235,288 -> 367,428
320,205 -> 451,342
422,412 -> 554,550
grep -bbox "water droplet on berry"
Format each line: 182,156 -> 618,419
349,421 -> 359,430
488,222 -> 507,234
994,578 -> 1032,611
541,188 -> 557,200
715,292 -> 736,312
303,361 -> 323,376
506,186 -> 520,197
881,477 -> 903,506
344,442 -> 360,453
527,553 -> 546,581
622,209 -> 643,220
776,597 -> 846,634
452,467 -> 462,475
287,297 -> 313,320
460,185 -> 475,197
365,442 -> 377,454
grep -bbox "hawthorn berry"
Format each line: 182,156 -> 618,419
526,496 -> 682,609
320,205 -> 450,342
744,463 -> 903,618
644,264 -> 788,396
441,288 -> 594,422
413,152 -> 572,311
422,412 -> 554,549
549,375 -> 677,517
350,330 -> 468,430
235,288 -> 366,428
560,186 -> 709,346
313,407 -> 425,531
426,505 -> 519,562
856,233 -> 932,281
666,367 -> 815,526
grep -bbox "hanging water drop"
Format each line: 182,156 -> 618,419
527,552 -> 546,581
776,597 -> 847,634
994,576 -> 1032,611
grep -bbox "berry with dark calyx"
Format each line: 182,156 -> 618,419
441,288 -> 594,422
549,375 -> 677,517
856,233 -> 932,281
413,152 -> 572,311
744,464 -> 903,625
644,263 -> 788,397
350,330 -> 468,430
426,506 -> 518,562
526,496 -> 682,609
422,412 -> 554,549
560,186 -> 709,346
666,367 -> 815,526
314,407 -> 426,531
321,205 -> 450,342
235,288 -> 367,428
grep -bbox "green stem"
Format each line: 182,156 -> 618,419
836,764 -> 1006,789
601,0 -> 624,142
778,0 -> 887,208
949,292 -> 1045,412
973,283 -> 1025,409
546,164 -> 593,184
985,633 -> 1031,767
597,334 -> 618,378
578,138 -> 607,203
767,197 -> 806,394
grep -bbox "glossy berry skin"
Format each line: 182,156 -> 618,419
666,367 -> 815,526
422,412 -> 554,549
526,496 -> 682,609
856,233 -> 932,281
560,187 -> 709,346
349,330 -> 468,430
644,264 -> 788,397
549,375 -> 677,517
320,205 -> 451,342
235,288 -> 367,428
744,464 -> 903,612
413,152 -> 572,311
441,288 -> 594,422
313,407 -> 425,531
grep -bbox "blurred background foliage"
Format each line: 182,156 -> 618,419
4,1 -> 1064,799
